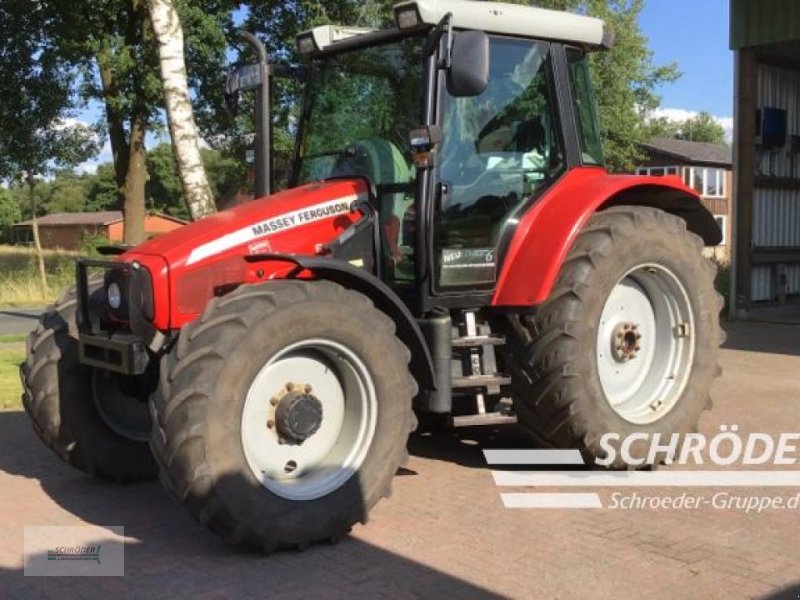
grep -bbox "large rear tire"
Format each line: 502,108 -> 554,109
506,207 -> 723,467
20,289 -> 157,482
150,280 -> 417,551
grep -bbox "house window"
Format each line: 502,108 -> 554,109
714,215 -> 727,245
684,167 -> 725,198
636,166 -> 681,176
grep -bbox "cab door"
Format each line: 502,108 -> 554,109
433,36 -> 566,293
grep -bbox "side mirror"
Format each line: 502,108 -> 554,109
446,30 -> 489,97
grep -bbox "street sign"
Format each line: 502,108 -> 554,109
226,63 -> 262,94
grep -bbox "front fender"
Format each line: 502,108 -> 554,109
245,254 -> 436,393
492,167 -> 720,307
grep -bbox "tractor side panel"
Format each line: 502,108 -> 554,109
491,167 -> 710,307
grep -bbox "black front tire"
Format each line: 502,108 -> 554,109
150,280 -> 417,551
20,289 -> 157,482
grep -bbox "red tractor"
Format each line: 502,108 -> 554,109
21,0 -> 722,550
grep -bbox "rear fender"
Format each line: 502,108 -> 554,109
492,168 -> 721,307
245,254 -> 436,393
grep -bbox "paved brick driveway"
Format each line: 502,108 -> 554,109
1,321 -> 800,599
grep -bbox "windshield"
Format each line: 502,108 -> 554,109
295,36 -> 424,188
295,35 -> 425,286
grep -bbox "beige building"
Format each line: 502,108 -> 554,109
636,138 -> 732,263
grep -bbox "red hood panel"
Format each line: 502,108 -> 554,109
129,179 -> 369,269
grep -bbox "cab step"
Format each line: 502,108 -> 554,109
451,412 -> 518,427
451,334 -> 505,348
452,374 -> 512,389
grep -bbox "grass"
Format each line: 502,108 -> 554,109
0,335 -> 26,344
0,245 -> 78,308
0,345 -> 24,410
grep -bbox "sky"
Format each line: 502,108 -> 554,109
639,0 -> 733,137
76,0 -> 735,172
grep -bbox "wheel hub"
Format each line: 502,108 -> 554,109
273,388 -> 323,444
611,322 -> 642,362
241,339 -> 377,501
595,263 -> 695,425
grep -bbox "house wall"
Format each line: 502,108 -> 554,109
734,53 -> 800,307
13,216 -> 184,251
107,222 -> 123,242
36,225 -> 106,250
637,157 -> 733,263
107,216 -> 184,242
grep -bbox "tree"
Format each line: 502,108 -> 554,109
0,188 -> 21,242
149,0 -> 216,220
583,0 -> 680,171
86,164 -> 121,211
146,142 -> 245,218
0,1 -> 97,290
644,111 -> 727,145
673,112 -> 726,144
40,0 -> 236,243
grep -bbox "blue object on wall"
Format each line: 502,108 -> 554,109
758,107 -> 787,148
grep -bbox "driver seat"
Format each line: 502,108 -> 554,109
331,138 -> 412,264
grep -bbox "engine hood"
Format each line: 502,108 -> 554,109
129,179 -> 369,270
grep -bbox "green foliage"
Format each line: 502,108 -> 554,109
146,143 -> 185,217
0,245 -> 76,307
202,148 -> 247,205
145,142 -> 245,219
0,346 -> 25,409
644,111 -> 727,145
0,143 -> 245,224
0,189 -> 21,242
34,0 -> 238,220
86,164 -> 120,211
0,3 -> 98,179
78,232 -> 114,256
582,0 -> 679,171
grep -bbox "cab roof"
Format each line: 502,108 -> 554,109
298,0 -> 612,55
395,0 -> 611,48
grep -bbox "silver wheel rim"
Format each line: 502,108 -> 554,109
91,370 -> 152,442
596,263 -> 695,425
241,339 -> 377,501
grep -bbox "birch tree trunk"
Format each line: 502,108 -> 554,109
149,0 -> 216,220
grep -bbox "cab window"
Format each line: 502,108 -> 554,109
435,37 -> 564,289
567,48 -> 604,166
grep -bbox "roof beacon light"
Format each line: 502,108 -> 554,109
395,4 -> 421,29
297,25 -> 377,55
296,32 -> 316,55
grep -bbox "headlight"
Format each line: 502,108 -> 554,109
107,282 -> 122,310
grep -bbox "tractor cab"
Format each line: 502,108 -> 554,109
235,0 -> 613,312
